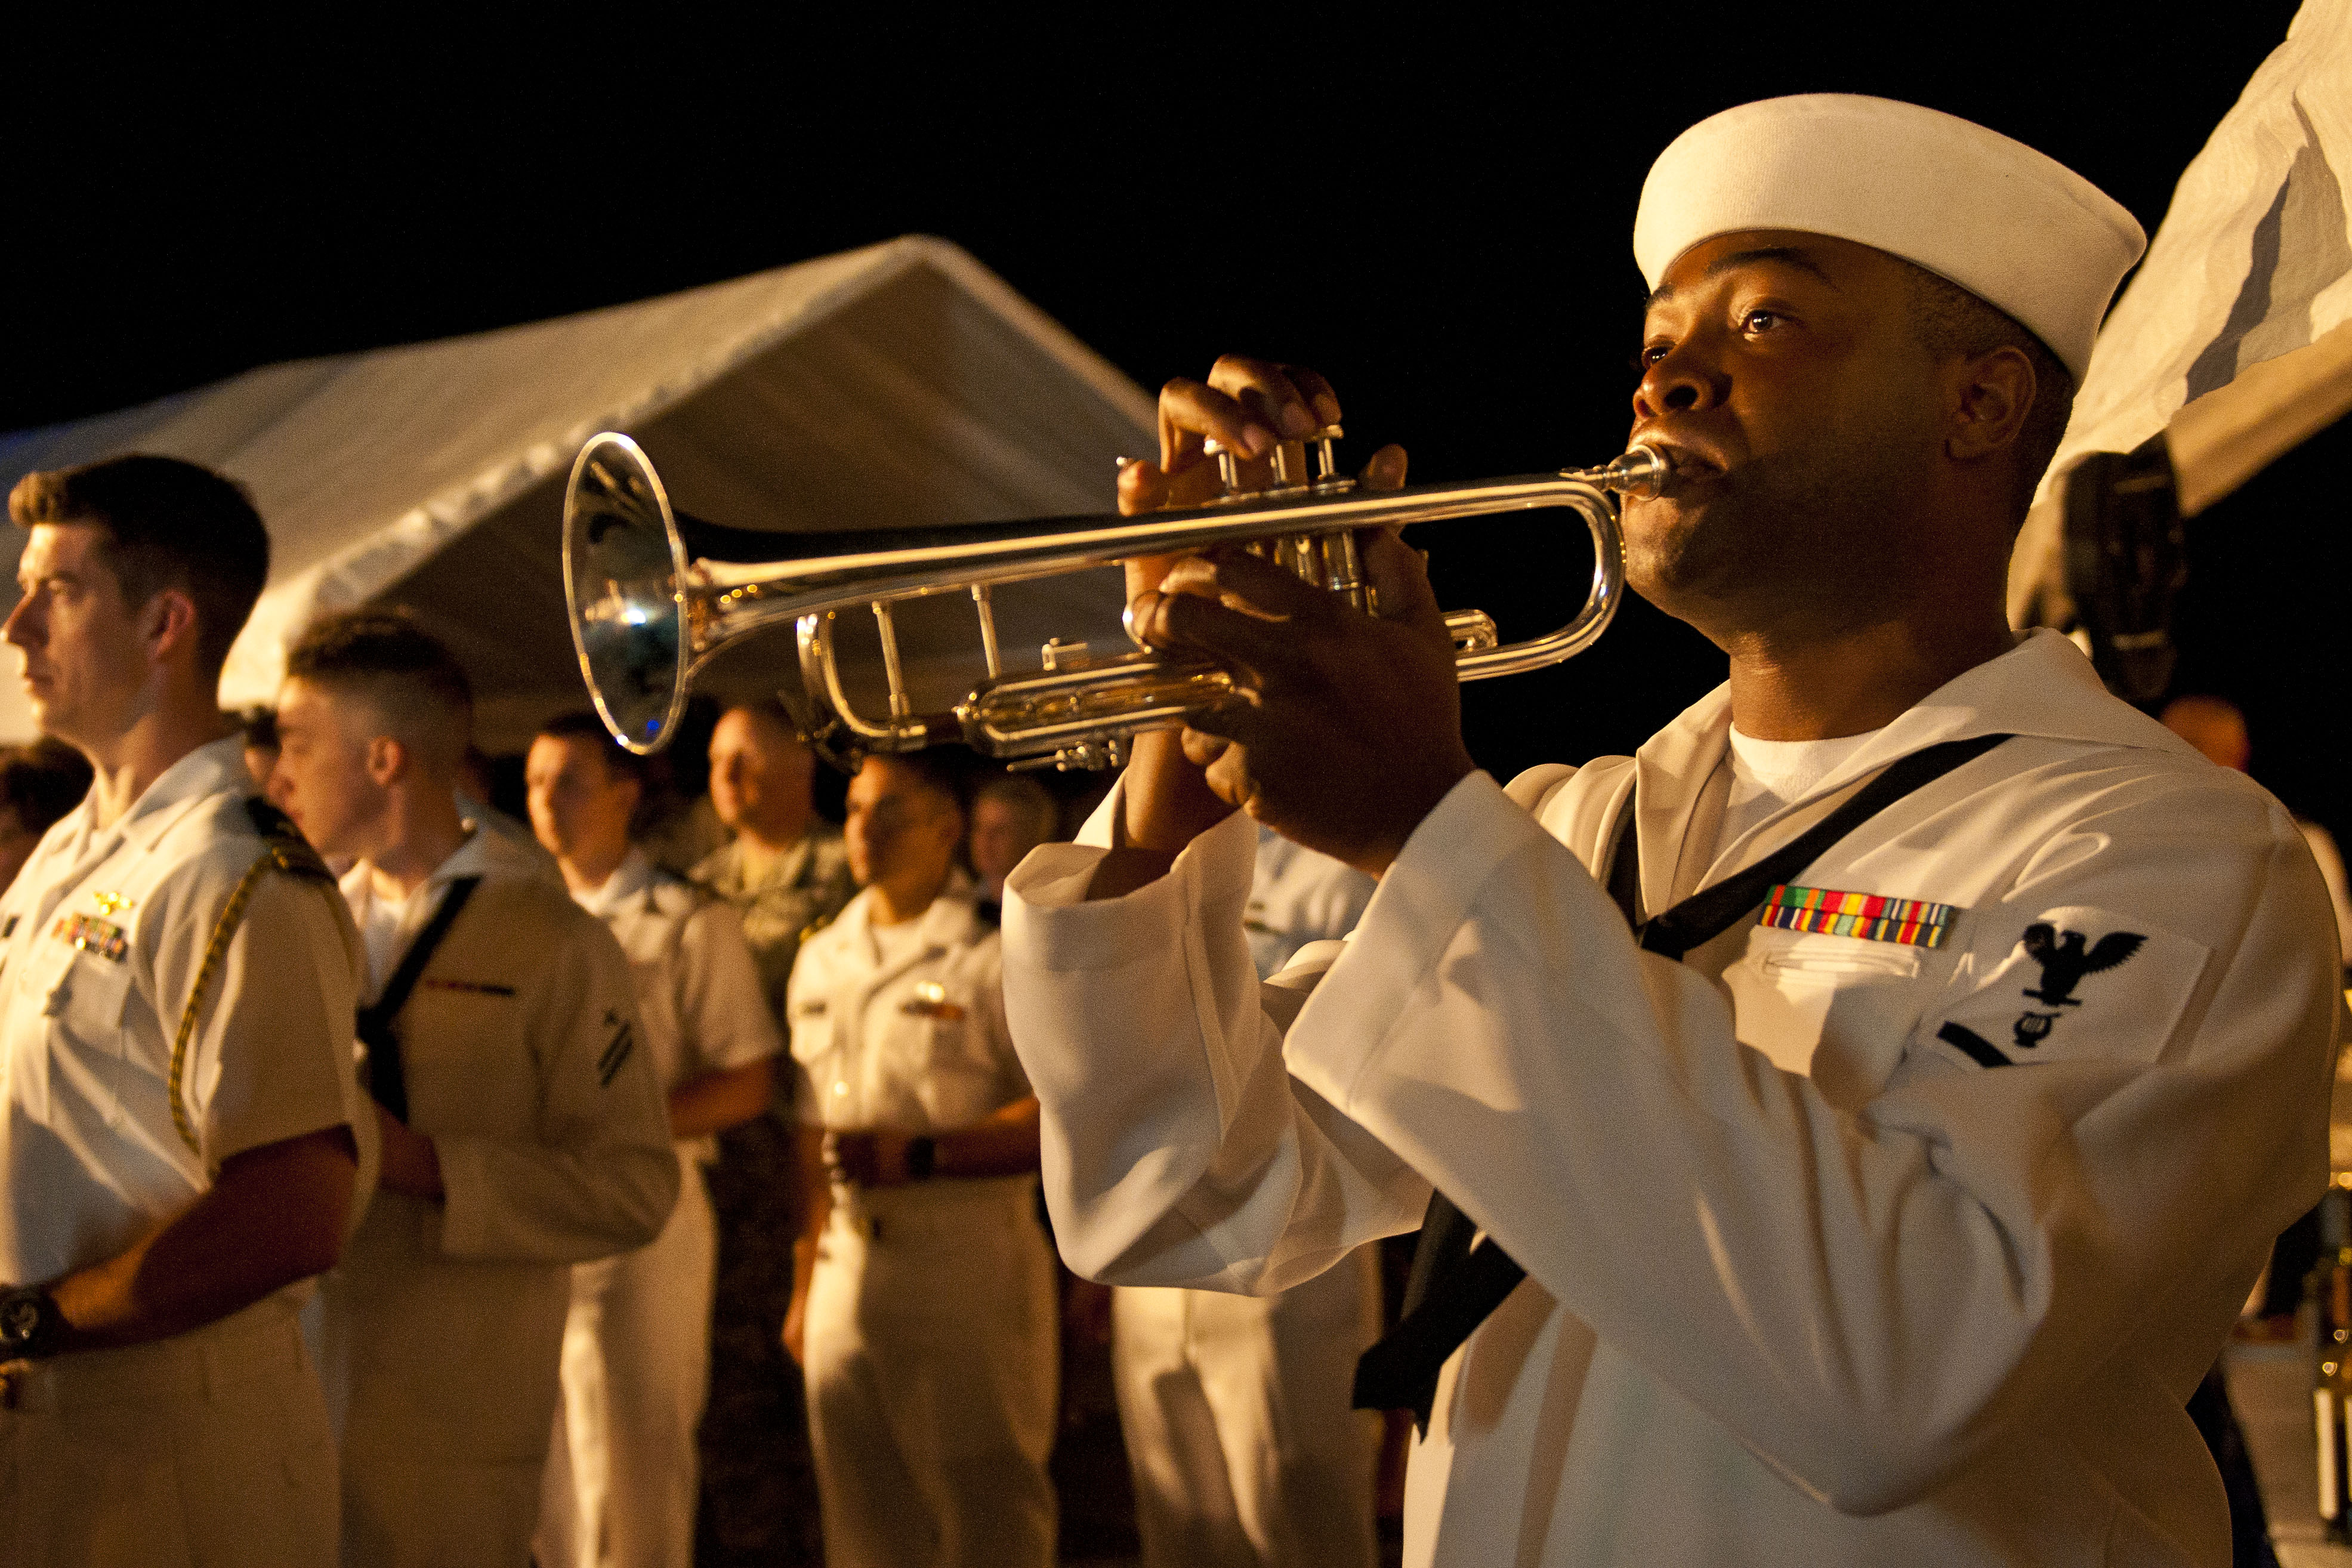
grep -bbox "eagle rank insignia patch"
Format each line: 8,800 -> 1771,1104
1928,904 -> 2208,1069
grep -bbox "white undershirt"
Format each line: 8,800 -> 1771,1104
866,913 -> 928,970
1715,726 -> 1884,859
358,881 -> 438,998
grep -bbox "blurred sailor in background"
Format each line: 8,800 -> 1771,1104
526,712 -> 783,1568
0,737 -> 94,891
274,611 -> 677,1568
786,752 -> 1056,1568
970,773 -> 1060,921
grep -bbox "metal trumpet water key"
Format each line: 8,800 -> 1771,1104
561,429 -> 1671,770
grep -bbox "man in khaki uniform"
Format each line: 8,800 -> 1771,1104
273,612 -> 678,1568
786,753 -> 1056,1568
693,701 -> 854,1020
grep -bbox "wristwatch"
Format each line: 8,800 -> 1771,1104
905,1135 -> 937,1182
0,1286 -> 63,1360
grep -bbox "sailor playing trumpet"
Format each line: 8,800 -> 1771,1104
999,95 -> 2339,1567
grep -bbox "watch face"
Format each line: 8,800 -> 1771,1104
0,1295 -> 38,1345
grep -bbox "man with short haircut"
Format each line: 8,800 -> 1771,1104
273,610 -> 677,1568
694,700 -> 855,1023
0,454 -> 366,1566
1004,98 -> 2341,1564
786,752 -> 1056,1568
526,712 -> 782,1568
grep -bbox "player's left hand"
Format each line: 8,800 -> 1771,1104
1128,525 -> 1477,876
823,1126 -> 912,1189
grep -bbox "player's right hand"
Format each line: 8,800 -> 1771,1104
1094,358 -> 1407,889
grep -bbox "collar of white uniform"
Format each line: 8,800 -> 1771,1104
132,731 -> 247,828
1637,628 -> 2200,814
29,733 -> 245,893
341,810 -> 552,909
578,846 -> 657,916
55,733 -> 249,859
841,867 -> 983,955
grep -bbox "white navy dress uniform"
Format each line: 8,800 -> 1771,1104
1112,824 -> 1385,1568
1001,100 -> 2341,1568
1007,633 -> 2339,1567
316,823 -> 678,1568
0,734 -> 365,1567
537,847 -> 782,1568
788,872 -> 1058,1568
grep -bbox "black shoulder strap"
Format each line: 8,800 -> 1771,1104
357,876 -> 482,1122
1631,732 -> 2013,960
1605,804 -> 1641,929
1353,733 -> 2013,1430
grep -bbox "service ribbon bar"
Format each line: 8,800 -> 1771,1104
53,912 -> 129,962
1759,884 -> 1956,949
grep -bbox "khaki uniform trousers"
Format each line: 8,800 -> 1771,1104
538,1155 -> 717,1568
0,1300 -> 338,1567
804,1177 -> 1057,1568
341,1449 -> 541,1568
1112,1245 -> 1383,1568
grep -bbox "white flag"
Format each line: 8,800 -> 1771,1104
2010,0 -> 2352,624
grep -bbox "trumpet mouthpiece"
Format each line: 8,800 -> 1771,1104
1576,444 -> 1673,499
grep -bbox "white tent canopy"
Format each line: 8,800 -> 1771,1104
0,235 -> 1155,748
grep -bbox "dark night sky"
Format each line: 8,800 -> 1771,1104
8,8 -> 2344,830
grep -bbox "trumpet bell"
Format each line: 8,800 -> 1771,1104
564,434 -> 693,753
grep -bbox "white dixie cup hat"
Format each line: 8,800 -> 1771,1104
1634,94 -> 2147,382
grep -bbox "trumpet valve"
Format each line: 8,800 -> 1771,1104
1321,529 -> 1369,613
1201,437 -> 1275,501
1310,424 -> 1350,491
1203,439 -> 1246,497
1205,426 -> 1344,499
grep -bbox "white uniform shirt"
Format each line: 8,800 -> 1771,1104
575,847 -> 782,1158
1246,826 -> 1374,981
0,736 -> 360,1290
1004,631 -> 2340,1568
788,877 -> 1024,1134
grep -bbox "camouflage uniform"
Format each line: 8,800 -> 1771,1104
689,823 -> 855,1566
692,827 -> 856,1026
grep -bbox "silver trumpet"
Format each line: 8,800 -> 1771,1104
561,428 -> 1671,771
